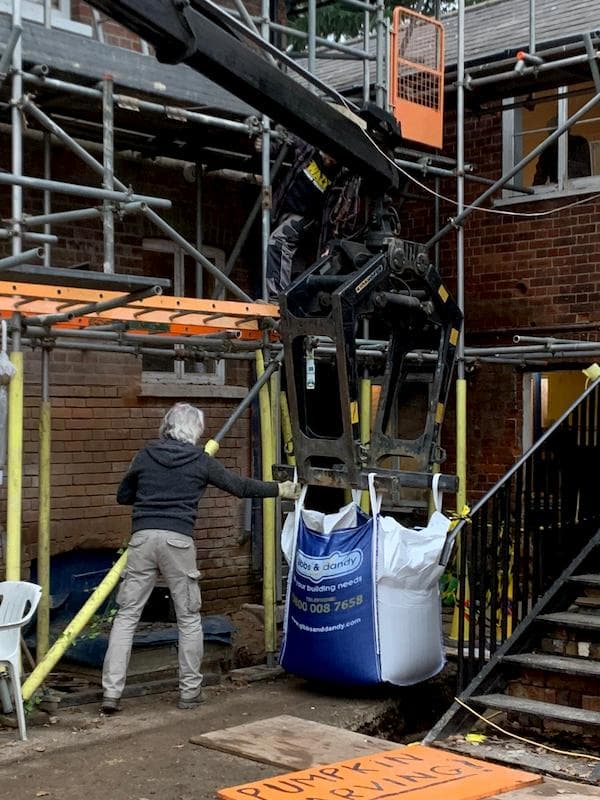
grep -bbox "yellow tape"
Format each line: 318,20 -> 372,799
450,328 -> 459,346
438,285 -> 449,302
204,439 -> 220,456
350,401 -> 359,424
435,402 -> 445,424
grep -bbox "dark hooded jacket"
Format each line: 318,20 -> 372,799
117,438 -> 279,537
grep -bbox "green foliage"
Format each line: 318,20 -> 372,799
288,0 -> 488,47
440,570 -> 459,606
23,693 -> 43,716
78,605 -> 117,642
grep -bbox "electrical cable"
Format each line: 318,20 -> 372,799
323,85 -> 600,220
362,126 -> 600,219
454,696 -> 600,762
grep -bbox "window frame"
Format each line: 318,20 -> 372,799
501,85 -> 600,201
140,238 -> 227,388
0,1 -> 91,35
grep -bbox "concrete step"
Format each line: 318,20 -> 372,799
569,574 -> 600,588
575,595 -> 600,609
470,693 -> 600,726
501,652 -> 600,677
537,611 -> 600,630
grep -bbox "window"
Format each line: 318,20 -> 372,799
141,239 -> 226,388
0,0 -> 90,34
502,82 -> 600,197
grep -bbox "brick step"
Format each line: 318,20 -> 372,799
501,652 -> 600,676
536,611 -> 600,630
574,596 -> 600,609
470,693 -> 600,726
569,574 -> 600,588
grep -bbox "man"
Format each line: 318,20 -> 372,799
101,402 -> 299,713
533,118 -> 591,185
266,139 -> 340,298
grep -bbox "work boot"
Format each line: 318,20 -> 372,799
177,690 -> 205,710
100,696 -> 122,714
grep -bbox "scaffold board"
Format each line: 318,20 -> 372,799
0,280 -> 279,339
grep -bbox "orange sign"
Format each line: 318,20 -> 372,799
218,745 -> 541,800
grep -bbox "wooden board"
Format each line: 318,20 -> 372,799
189,714 -> 402,770
218,744 -> 542,800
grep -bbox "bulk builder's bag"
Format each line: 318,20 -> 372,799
280,477 -> 453,686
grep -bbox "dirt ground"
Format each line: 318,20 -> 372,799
1,673 -> 600,800
0,675 -> 415,800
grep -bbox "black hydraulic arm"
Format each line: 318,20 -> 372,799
85,0 -> 398,190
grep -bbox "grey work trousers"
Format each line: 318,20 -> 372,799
102,529 -> 203,701
266,213 -> 305,297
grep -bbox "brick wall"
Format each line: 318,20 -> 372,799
9,347 -> 262,611
71,1 -> 288,51
403,108 -> 600,500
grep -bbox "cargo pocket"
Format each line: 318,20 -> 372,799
187,569 -> 202,614
116,538 -> 143,607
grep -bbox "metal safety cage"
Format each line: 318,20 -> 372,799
389,6 -> 445,149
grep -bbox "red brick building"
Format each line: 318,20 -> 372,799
0,0 -> 270,610
1,0 -> 599,615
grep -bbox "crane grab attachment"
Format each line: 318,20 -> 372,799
278,202 -> 462,497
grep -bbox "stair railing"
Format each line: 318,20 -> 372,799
450,376 -> 600,689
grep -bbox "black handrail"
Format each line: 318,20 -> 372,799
452,376 -> 600,689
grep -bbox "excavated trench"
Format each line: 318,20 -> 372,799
351,665 -> 458,743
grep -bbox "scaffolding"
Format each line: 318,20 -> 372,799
1,0 -> 600,699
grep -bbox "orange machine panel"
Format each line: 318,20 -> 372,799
390,7 -> 445,149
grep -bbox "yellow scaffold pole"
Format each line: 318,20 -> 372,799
22,552 -> 127,700
6,314 -> 23,581
255,350 -> 277,664
280,391 -> 296,466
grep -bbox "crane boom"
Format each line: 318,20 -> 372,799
85,0 -> 398,190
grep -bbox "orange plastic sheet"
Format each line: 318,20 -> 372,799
0,280 -> 279,340
219,745 -> 542,800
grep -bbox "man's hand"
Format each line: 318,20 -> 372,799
278,481 -> 301,500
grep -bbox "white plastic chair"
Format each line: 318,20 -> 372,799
0,581 -> 42,740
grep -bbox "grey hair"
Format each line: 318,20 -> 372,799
159,403 -> 205,445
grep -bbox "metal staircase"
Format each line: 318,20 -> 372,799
426,378 -> 600,759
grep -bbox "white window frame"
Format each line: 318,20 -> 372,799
140,239 -> 226,388
501,86 -> 600,202
0,1 -> 91,35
